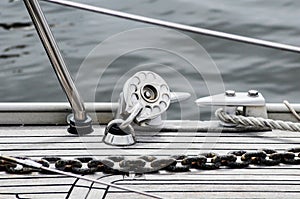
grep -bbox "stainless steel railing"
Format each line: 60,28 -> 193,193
23,0 -> 93,134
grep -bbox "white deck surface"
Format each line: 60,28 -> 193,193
0,125 -> 300,198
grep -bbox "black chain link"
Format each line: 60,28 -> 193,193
226,150 -> 250,168
259,149 -> 281,166
3,157 -> 51,174
1,148 -> 300,175
197,153 -> 221,170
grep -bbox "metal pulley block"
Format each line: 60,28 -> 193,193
120,71 -> 172,126
103,71 -> 191,146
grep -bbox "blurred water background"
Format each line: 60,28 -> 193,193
1,0 -> 300,120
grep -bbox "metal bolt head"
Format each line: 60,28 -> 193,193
248,90 -> 259,97
141,84 -> 159,103
225,90 -> 236,97
144,90 -> 152,99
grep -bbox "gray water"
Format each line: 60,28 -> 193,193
1,0 -> 300,120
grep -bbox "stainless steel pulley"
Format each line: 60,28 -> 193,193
103,71 -> 190,146
120,71 -> 171,125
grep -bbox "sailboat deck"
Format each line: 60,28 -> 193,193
0,125 -> 300,198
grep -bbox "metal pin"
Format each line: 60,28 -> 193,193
225,90 -> 236,97
248,90 -> 259,97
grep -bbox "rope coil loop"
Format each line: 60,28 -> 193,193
215,108 -> 300,132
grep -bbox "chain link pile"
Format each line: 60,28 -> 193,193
1,148 -> 300,175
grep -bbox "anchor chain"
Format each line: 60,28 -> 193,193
1,148 -> 300,175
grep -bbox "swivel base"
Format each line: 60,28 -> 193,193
103,119 -> 136,146
67,114 -> 93,135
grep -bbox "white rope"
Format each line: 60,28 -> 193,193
283,100 -> 300,121
215,108 -> 300,132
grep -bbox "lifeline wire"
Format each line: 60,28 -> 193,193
41,0 -> 300,54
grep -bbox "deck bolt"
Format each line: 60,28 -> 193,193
225,90 -> 236,97
248,90 -> 259,97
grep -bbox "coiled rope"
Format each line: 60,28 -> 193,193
215,108 -> 300,132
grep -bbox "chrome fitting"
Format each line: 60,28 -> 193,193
117,71 -> 191,127
103,119 -> 135,146
103,71 -> 191,146
195,90 -> 267,127
248,89 -> 259,97
67,114 -> 93,135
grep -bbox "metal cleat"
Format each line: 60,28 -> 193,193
195,90 -> 267,126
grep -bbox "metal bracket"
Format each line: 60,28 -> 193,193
118,71 -> 191,127
103,71 -> 191,146
195,90 -> 267,126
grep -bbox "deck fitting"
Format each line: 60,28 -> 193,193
103,119 -> 136,146
67,114 -> 93,135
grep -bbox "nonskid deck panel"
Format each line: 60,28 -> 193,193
0,126 -> 300,198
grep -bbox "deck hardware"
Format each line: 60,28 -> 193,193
225,90 -> 236,97
117,71 -> 190,127
196,90 -> 267,126
118,71 -> 172,127
248,90 -> 259,97
103,71 -> 190,146
103,119 -> 136,146
23,0 -> 93,134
